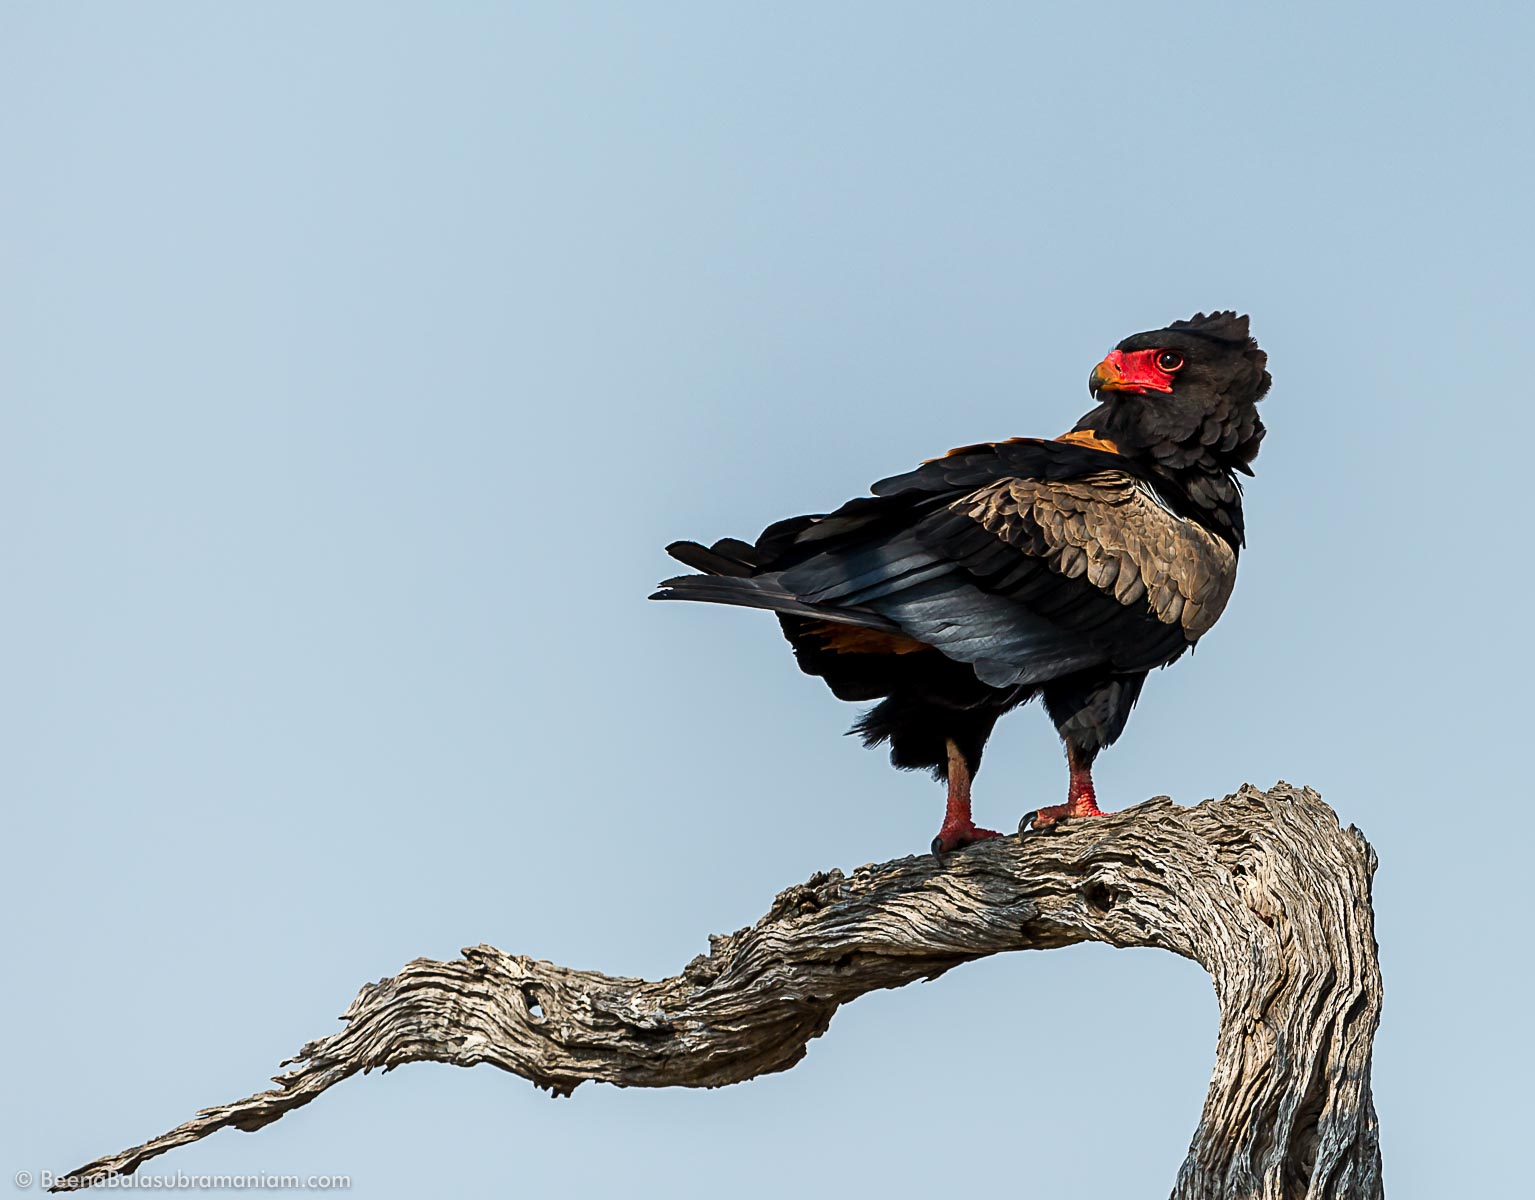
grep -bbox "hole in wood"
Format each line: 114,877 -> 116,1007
1084,881 -> 1116,913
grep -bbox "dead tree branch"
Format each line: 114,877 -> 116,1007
55,782 -> 1382,1199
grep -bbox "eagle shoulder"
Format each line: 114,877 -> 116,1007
958,471 -> 1237,640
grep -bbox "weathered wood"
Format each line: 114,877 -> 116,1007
55,782 -> 1382,1198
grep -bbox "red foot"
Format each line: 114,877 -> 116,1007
1020,794 -> 1106,833
931,822 -> 1003,857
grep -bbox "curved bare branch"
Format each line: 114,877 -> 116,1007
55,782 -> 1382,1199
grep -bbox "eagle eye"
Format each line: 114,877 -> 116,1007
1155,350 -> 1185,373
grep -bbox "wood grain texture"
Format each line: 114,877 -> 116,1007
54,783 -> 1383,1199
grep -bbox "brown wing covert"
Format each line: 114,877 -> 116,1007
960,471 -> 1236,640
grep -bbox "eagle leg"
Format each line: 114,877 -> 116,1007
931,739 -> 1002,861
1019,744 -> 1108,834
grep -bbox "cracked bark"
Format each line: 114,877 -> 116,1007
55,782 -> 1383,1199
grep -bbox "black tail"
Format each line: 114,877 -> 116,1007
652,539 -> 903,632
650,571 -> 900,631
662,538 -> 760,577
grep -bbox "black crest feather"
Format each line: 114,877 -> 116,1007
1169,311 -> 1251,343
1171,310 -> 1270,401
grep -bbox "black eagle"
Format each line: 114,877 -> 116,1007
653,312 -> 1271,857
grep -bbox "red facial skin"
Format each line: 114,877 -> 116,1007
1090,348 -> 1180,394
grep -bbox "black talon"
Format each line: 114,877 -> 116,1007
1020,811 -> 1069,837
930,835 -> 948,866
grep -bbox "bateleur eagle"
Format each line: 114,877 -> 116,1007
652,311 -> 1271,858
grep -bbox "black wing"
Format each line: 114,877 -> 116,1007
654,437 -> 1233,688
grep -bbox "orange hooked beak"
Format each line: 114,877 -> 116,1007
1088,349 -> 1175,397
1089,352 -> 1131,395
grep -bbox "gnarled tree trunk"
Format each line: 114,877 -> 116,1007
55,782 -> 1382,1199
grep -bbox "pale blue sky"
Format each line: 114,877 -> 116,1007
4,3 -> 1531,1195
